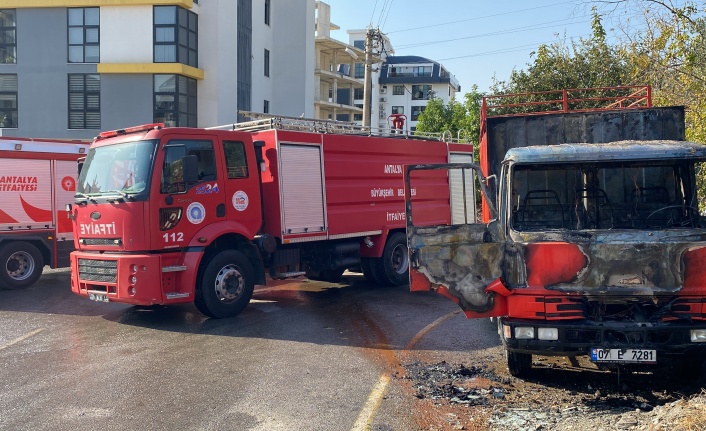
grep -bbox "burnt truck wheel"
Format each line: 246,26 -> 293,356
0,241 -> 44,289
373,232 -> 409,286
194,250 -> 255,319
506,350 -> 532,378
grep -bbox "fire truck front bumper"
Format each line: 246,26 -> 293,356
70,251 -> 197,306
499,317 -> 706,363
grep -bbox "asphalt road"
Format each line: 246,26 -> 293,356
0,269 -> 501,431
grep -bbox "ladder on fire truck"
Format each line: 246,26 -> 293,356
207,111 -> 473,144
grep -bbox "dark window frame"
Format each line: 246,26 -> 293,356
68,7 -> 100,63
0,10 -> 16,64
153,6 -> 198,67
263,100 -> 269,113
154,74 -> 197,127
264,48 -> 270,77
264,0 -> 271,25
392,85 -> 405,95
412,84 -> 432,100
68,74 -> 101,129
224,141 -> 249,179
0,74 -> 17,128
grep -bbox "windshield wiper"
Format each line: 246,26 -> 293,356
104,190 -> 131,202
74,192 -> 96,204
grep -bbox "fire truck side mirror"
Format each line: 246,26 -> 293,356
182,154 -> 199,184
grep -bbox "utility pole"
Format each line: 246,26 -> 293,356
362,28 -> 374,129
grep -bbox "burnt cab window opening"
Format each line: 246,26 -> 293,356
0,10 -> 16,64
511,162 -> 700,231
161,140 -> 215,194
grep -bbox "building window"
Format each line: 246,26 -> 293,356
353,40 -> 364,50
354,63 -> 364,79
353,113 -> 362,122
353,88 -> 363,100
154,74 -> 197,127
263,100 -> 269,113
265,0 -> 270,25
354,104 -> 363,109
392,85 -> 404,96
0,10 -> 16,64
0,74 -> 17,128
412,84 -> 432,100
68,74 -> 100,129
68,8 -> 99,63
264,49 -> 270,77
391,106 -> 404,115
154,6 -> 198,67
411,105 -> 426,121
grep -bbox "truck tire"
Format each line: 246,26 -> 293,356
361,257 -> 383,285
0,241 -> 44,289
372,232 -> 409,286
194,250 -> 255,319
506,350 -> 532,378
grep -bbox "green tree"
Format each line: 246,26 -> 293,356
415,85 -> 483,147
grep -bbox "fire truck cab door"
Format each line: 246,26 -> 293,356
405,163 -> 506,319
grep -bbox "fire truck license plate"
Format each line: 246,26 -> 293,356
88,292 -> 109,303
590,348 -> 656,363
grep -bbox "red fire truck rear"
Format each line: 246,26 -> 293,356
0,137 -> 88,289
67,116 -> 474,318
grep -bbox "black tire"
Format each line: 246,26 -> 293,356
372,232 -> 409,286
0,241 -> 44,289
194,250 -> 255,319
361,257 -> 383,285
506,350 -> 532,378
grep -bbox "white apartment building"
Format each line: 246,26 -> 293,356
0,0 -> 314,139
378,56 -> 461,132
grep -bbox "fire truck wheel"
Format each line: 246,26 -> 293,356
506,350 -> 532,378
195,250 -> 255,319
374,232 -> 409,286
0,241 -> 44,289
361,258 -> 384,285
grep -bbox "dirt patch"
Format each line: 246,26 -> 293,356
396,351 -> 706,431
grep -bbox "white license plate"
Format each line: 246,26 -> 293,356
590,348 -> 656,363
88,292 -> 109,303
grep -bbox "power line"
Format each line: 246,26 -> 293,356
386,0 -> 580,34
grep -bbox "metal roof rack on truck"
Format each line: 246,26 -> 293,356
208,111 -> 472,144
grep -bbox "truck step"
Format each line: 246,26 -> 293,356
162,265 -> 187,273
165,292 -> 190,299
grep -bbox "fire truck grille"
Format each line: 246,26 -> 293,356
82,238 -> 122,246
78,259 -> 118,283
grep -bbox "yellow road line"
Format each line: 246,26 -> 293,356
350,309 -> 461,431
0,328 -> 44,352
350,374 -> 392,431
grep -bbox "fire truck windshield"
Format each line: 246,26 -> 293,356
77,139 -> 158,198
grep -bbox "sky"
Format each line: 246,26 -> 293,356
324,0 -> 639,96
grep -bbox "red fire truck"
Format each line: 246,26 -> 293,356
0,137 -> 88,289
68,116 -> 473,318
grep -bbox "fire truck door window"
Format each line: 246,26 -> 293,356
161,139 -> 215,193
223,141 -> 249,179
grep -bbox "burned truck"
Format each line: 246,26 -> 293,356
405,86 -> 706,376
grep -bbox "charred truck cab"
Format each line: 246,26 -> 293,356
405,86 -> 706,377
69,118 -> 474,318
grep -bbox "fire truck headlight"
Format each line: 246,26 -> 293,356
514,327 -> 535,339
690,329 -> 706,342
538,328 -> 558,341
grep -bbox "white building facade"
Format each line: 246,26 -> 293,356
0,0 -> 314,139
